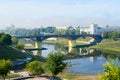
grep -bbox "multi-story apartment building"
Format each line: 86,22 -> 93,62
79,24 -> 120,35
79,24 -> 102,34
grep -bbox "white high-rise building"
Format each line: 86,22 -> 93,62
90,24 -> 98,34
79,24 -> 120,35
79,24 -> 102,34
55,24 -> 120,35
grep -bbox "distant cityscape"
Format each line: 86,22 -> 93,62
4,23 -> 120,35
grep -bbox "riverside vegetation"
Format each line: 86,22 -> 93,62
1,31 -> 120,79
92,39 -> 120,54
0,33 -> 26,79
0,59 -> 20,80
0,33 -> 26,60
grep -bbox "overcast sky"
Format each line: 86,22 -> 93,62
0,0 -> 120,29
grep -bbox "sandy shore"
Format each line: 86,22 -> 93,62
24,75 -> 98,80
11,71 -> 99,80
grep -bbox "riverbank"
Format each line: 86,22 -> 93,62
43,38 -> 89,46
0,44 -> 26,60
91,39 -> 120,54
58,71 -> 99,80
15,39 -> 120,80
28,74 -> 98,80
44,38 -> 120,54
9,71 -> 99,80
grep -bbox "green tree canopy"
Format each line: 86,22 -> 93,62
0,33 -> 12,46
103,31 -> 120,40
99,61 -> 120,80
46,52 -> 67,79
11,37 -> 18,45
17,42 -> 24,50
25,61 -> 44,75
66,26 -> 76,34
0,59 -> 12,80
0,33 -> 4,38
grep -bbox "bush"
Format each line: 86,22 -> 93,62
17,42 -> 24,50
25,61 -> 44,75
0,59 -> 12,80
99,61 -> 120,80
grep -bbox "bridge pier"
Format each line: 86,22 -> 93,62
68,40 -> 76,53
68,40 -> 72,53
35,41 -> 42,56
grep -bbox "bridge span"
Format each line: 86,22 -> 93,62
14,34 -> 102,55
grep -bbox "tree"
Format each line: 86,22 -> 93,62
0,34 -> 12,46
99,61 -> 120,80
111,34 -> 116,41
0,60 -> 12,80
17,42 -> 24,50
11,37 -> 18,45
103,31 -> 120,40
0,33 -> 4,38
66,26 -> 76,34
25,61 -> 44,75
81,31 -> 87,35
46,52 -> 67,80
75,26 -> 80,34
46,26 -> 56,33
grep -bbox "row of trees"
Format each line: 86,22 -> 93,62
2,27 -> 57,36
103,31 -> 120,40
2,26 -> 82,36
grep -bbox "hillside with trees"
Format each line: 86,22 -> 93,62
0,33 -> 26,60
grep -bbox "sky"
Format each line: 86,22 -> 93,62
0,0 -> 120,29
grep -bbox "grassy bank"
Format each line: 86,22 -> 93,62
0,74 -> 20,79
92,39 -> 120,54
43,38 -> 89,46
43,38 -> 68,46
0,44 -> 26,60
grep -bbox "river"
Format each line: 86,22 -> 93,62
20,39 -> 120,74
41,44 -> 120,74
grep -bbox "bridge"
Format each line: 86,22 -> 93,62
14,34 -> 102,55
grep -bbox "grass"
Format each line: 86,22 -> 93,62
43,37 -> 89,46
43,38 -> 69,46
0,44 -> 26,60
92,39 -> 120,54
0,74 -> 20,79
